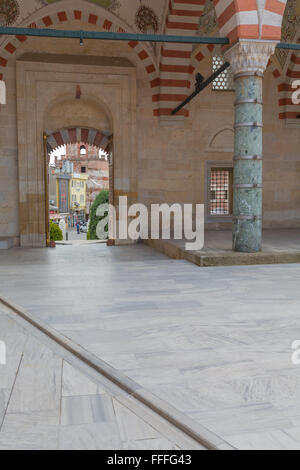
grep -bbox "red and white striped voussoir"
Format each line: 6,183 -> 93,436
46,127 -> 110,153
212,0 -> 287,43
0,8 -> 157,108
213,0 -> 259,43
265,57 -> 287,119
155,0 -> 206,117
261,0 -> 287,40
0,2 -> 289,118
251,53 -> 300,122
278,51 -> 300,120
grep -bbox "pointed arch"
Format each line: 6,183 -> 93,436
0,1 -> 158,111
275,22 -> 300,123
46,127 -> 112,155
277,50 -> 300,121
154,0 -> 207,118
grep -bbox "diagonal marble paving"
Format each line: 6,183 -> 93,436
0,310 -> 196,450
1,243 -> 300,449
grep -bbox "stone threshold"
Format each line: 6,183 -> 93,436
0,294 -> 234,451
145,239 -> 300,267
56,240 -> 107,246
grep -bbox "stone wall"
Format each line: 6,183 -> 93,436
0,31 -> 299,246
0,54 -> 19,243
137,53 -> 300,230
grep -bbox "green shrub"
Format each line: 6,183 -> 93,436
89,190 -> 109,240
50,221 -> 63,241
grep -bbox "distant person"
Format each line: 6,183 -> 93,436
76,223 -> 80,235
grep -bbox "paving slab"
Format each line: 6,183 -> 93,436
0,307 -> 205,450
1,242 -> 300,449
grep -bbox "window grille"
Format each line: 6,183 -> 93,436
210,168 -> 233,216
212,55 -> 234,91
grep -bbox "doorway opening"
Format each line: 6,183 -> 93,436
17,57 -> 137,248
45,127 -> 113,245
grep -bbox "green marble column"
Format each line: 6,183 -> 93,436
225,40 -> 277,253
233,72 -> 263,252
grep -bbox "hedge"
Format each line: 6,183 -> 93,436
88,190 -> 109,240
50,220 -> 63,241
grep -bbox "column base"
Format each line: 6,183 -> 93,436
233,219 -> 262,253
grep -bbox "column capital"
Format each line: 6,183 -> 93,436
224,39 -> 278,76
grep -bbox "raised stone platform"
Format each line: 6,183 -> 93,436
145,229 -> 300,267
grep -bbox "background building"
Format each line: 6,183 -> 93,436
69,172 -> 88,226
49,159 -> 88,227
49,161 -> 72,225
65,143 -> 109,216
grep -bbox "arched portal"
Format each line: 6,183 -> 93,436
46,127 -> 111,156
17,53 -> 137,247
46,126 -> 112,238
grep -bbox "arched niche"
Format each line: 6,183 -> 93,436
45,96 -> 112,136
207,127 -> 234,153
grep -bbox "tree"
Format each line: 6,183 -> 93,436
88,190 -> 109,240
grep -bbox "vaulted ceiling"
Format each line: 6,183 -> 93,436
0,0 -> 295,120
0,0 -> 167,35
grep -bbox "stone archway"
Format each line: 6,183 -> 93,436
46,126 -> 113,240
46,127 -> 111,155
16,53 -> 137,247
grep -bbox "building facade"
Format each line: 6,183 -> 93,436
0,0 -> 298,253
65,143 -> 109,215
70,172 -> 88,226
49,164 -> 71,225
49,159 -> 88,227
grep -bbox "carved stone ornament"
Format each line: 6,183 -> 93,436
224,40 -> 278,76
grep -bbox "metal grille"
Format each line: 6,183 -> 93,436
210,169 -> 232,216
212,55 -> 234,91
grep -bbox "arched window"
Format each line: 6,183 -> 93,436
80,145 -> 87,156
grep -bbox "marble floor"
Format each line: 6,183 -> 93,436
0,309 -> 194,450
1,243 -> 300,449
